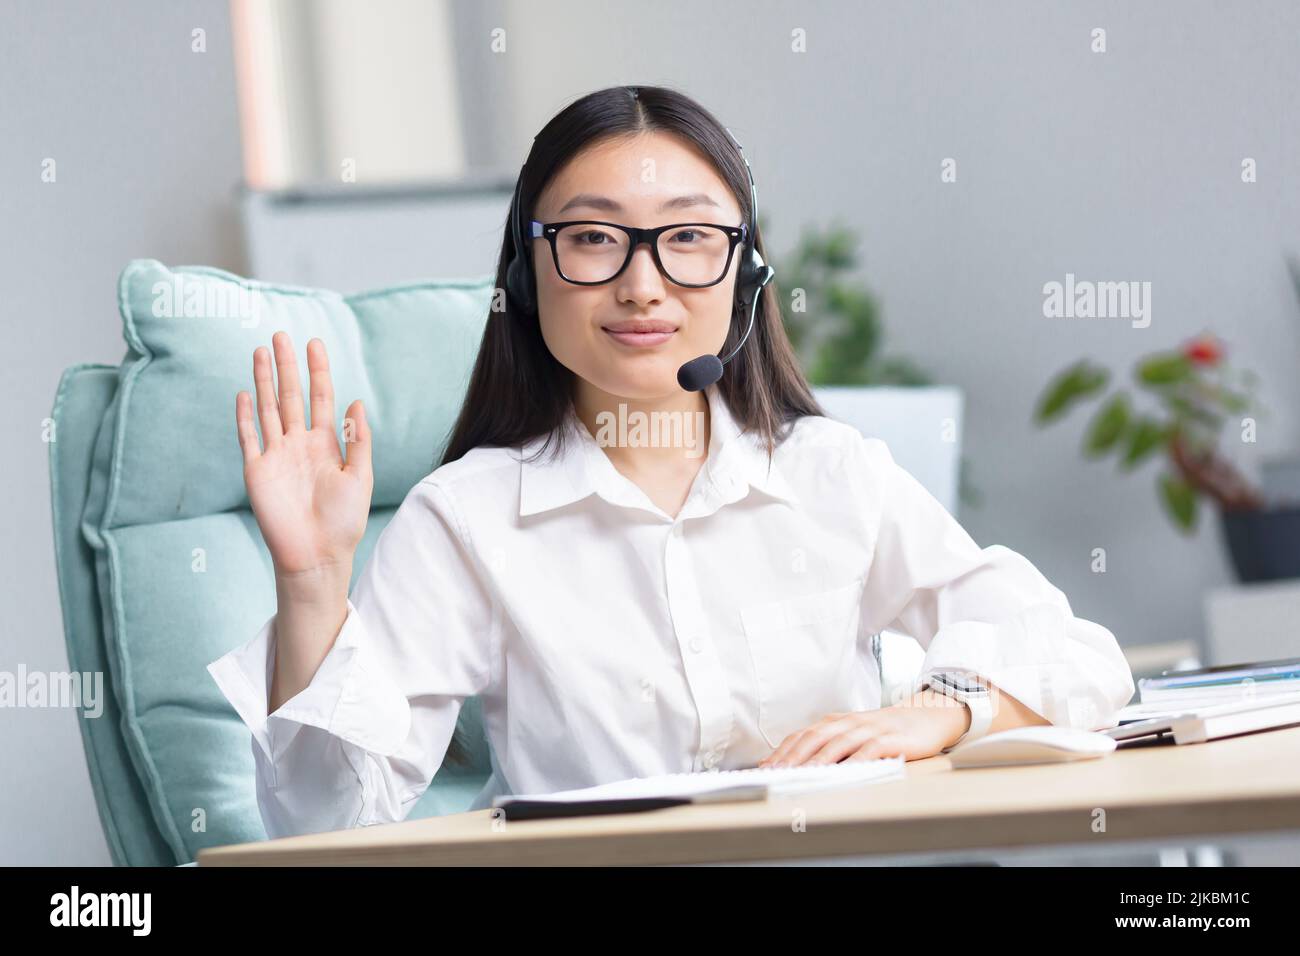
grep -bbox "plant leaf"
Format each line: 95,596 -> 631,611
1137,353 -> 1191,386
1218,389 -> 1251,414
1084,392 -> 1131,457
1120,418 -> 1168,470
1035,360 -> 1109,423
1158,473 -> 1198,532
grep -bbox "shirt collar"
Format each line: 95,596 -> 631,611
517,383 -> 800,518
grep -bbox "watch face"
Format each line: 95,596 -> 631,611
932,671 -> 989,696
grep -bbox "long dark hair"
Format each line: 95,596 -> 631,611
437,85 -> 824,768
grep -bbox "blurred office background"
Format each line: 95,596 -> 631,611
3,0 -> 1299,864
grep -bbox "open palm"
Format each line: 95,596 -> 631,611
235,332 -> 373,578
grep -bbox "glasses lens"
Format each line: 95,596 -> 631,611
656,225 -> 733,285
553,223 -> 734,285
554,223 -> 631,282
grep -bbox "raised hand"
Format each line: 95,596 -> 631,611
235,332 -> 373,582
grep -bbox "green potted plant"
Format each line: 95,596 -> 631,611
775,222 -> 930,386
1035,334 -> 1300,581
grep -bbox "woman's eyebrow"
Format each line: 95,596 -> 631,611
556,192 -> 722,214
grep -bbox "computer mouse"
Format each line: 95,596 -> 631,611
947,725 -> 1117,768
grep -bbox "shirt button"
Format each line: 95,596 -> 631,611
672,524 -> 684,538
688,637 -> 703,654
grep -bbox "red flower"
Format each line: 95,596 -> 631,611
1185,335 -> 1222,366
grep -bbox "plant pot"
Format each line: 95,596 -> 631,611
1219,506 -> 1300,583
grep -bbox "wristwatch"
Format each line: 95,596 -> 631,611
918,669 -> 993,753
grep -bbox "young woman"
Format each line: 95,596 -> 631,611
209,85 -> 1134,839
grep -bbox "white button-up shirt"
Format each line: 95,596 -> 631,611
207,383 -> 1135,839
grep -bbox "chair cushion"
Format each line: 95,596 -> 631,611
79,260 -> 495,862
50,365 -> 175,866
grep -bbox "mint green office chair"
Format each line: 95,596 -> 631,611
49,261 -> 496,865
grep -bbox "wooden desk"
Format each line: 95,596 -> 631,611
198,726 -> 1300,866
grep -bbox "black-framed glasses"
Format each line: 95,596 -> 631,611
530,219 -> 747,288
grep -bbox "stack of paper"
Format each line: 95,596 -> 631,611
1138,657 -> 1300,709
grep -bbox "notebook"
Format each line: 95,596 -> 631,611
492,756 -> 906,821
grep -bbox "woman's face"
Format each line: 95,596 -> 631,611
531,131 -> 744,402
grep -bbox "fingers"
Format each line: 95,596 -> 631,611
759,732 -> 800,768
342,398 -> 372,480
272,331 -> 306,431
842,738 -> 900,762
761,725 -> 821,767
808,727 -> 886,765
761,715 -> 857,767
306,338 -> 336,435
252,345 -> 282,450
235,390 -> 261,463
250,333 -> 359,473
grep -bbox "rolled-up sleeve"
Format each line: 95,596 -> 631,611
205,477 -> 496,839
855,435 -> 1135,730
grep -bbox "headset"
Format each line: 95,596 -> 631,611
504,89 -> 774,391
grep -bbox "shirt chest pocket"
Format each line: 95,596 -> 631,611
739,577 -> 865,749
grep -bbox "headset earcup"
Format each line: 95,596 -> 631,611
506,255 -> 534,315
737,247 -> 772,306
505,176 -> 536,315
